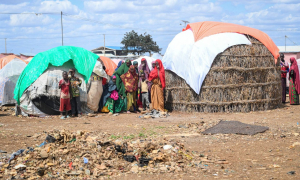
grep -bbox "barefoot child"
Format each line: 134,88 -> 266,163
140,72 -> 150,111
59,71 -> 71,119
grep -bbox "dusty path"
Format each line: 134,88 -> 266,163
0,103 -> 300,179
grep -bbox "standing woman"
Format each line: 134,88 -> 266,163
149,59 -> 165,112
121,65 -> 139,113
138,58 -> 152,103
113,59 -> 131,107
289,57 -> 300,105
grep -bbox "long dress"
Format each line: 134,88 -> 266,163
151,78 -> 164,111
289,75 -> 299,105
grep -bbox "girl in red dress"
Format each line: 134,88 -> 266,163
59,71 -> 71,119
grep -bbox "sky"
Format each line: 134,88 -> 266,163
0,0 -> 299,55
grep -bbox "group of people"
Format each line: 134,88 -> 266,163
280,53 -> 300,105
59,58 -> 166,118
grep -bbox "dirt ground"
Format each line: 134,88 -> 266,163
1,102 -> 300,179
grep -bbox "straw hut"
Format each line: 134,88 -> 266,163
163,22 -> 281,113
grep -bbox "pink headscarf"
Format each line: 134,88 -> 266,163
289,57 -> 300,94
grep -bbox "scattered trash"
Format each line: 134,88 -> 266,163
287,171 -> 296,175
0,129 -> 208,179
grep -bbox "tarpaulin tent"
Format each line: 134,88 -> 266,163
0,55 -> 28,69
0,59 -> 27,105
163,21 -> 281,113
111,59 -> 123,66
15,46 -> 109,116
99,56 -> 117,76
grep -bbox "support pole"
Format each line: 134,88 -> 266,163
5,38 -> 7,53
61,11 -> 63,46
103,34 -> 105,56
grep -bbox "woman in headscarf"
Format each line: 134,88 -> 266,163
151,60 -> 156,70
105,76 -> 127,114
121,65 -> 139,113
115,61 -> 123,72
289,57 -> 300,105
138,58 -> 152,104
148,59 -> 165,111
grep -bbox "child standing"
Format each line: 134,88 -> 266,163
59,71 -> 71,119
140,72 -> 150,111
69,68 -> 82,117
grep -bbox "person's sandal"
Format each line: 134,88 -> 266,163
127,111 -> 131,114
60,116 -> 65,120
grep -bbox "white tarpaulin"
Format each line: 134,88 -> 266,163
0,59 -> 27,105
162,31 -> 251,94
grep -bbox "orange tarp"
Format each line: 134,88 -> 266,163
0,55 -> 28,69
183,21 -> 279,63
100,56 -> 117,76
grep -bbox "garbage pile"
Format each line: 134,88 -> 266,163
139,109 -> 170,119
0,129 -> 209,179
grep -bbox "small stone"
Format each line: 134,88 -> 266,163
131,166 -> 139,173
14,164 -> 26,170
40,149 -> 48,159
85,169 -> 91,175
160,166 -> 168,171
152,150 -> 158,154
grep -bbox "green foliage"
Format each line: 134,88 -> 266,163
123,134 -> 135,139
110,134 -> 121,139
121,30 -> 161,56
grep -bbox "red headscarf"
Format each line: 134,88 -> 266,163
121,65 -> 139,92
289,57 -> 300,94
148,59 -> 165,89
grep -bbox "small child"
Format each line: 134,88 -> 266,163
105,76 -> 126,114
59,71 -> 71,119
140,72 -> 150,111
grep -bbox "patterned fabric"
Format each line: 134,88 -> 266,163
138,58 -> 151,88
69,77 -> 82,97
151,78 -> 164,111
105,97 -> 126,113
114,61 -> 131,97
289,57 -> 300,94
289,77 -> 299,105
126,91 -> 137,111
120,65 -> 138,93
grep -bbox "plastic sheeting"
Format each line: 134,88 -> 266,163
87,75 -> 103,112
162,31 -> 251,94
14,46 -> 99,104
0,77 -> 16,105
111,59 -> 123,66
93,61 -> 110,80
183,21 -> 279,63
20,61 -> 88,115
0,59 -> 27,83
99,56 -> 117,76
132,56 -> 155,71
0,59 -> 27,105
0,55 -> 28,69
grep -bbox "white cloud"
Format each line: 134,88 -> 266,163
9,13 -> 53,26
38,0 -> 80,13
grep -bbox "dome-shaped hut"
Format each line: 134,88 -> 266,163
162,21 -> 281,113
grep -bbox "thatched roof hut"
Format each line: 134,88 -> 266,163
163,22 -> 281,113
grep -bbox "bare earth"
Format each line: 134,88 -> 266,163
0,102 -> 300,179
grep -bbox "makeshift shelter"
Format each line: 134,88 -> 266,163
15,46 -> 109,116
132,56 -> 154,70
99,56 -> 117,76
0,55 -> 28,69
0,59 -> 27,105
111,59 -> 123,66
163,21 -> 281,113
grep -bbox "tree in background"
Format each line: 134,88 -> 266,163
121,30 -> 161,56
